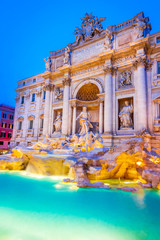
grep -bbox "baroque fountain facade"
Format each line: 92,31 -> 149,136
2,12 -> 160,191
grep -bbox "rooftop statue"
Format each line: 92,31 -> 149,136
73,13 -> 106,44
44,57 -> 51,71
64,45 -> 71,65
104,29 -> 113,50
133,17 -> 147,39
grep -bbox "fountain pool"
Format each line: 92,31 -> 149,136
0,171 -> 160,240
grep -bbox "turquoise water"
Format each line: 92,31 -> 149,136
0,172 -> 160,240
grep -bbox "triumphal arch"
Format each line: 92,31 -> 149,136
12,12 -> 160,147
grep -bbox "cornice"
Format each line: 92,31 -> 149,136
115,87 -> 135,95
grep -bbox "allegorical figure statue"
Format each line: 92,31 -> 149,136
44,57 -> 51,71
133,18 -> 146,39
76,106 -> 93,135
104,29 -> 113,50
119,101 -> 133,129
53,111 -> 62,132
64,46 -> 70,65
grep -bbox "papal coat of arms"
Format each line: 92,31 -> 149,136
73,13 -> 106,44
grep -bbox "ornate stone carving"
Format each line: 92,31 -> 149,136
44,57 -> 51,71
133,18 -> 147,39
133,57 -> 147,69
62,78 -> 71,87
73,13 -> 106,44
104,66 -> 118,75
145,59 -> 153,71
25,93 -> 30,99
36,89 -> 42,97
15,95 -> 20,102
28,114 -> 35,120
76,106 -> 93,135
119,101 -> 133,129
104,29 -> 113,50
53,112 -> 62,132
119,71 -> 132,88
43,83 -> 54,91
76,83 -> 99,101
64,45 -> 71,65
55,87 -> 63,101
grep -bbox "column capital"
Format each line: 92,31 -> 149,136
43,83 -> 55,91
103,65 -> 118,76
62,77 -> 71,87
132,57 -> 147,70
145,59 -> 153,72
15,95 -> 20,102
36,89 -> 42,97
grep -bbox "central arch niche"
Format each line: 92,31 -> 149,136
76,83 -> 100,133
76,83 -> 99,101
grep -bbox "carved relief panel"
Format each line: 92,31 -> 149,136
54,87 -> 63,101
117,70 -> 133,89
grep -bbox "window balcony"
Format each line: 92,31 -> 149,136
16,130 -> 23,138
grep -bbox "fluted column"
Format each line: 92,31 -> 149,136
72,103 -> 77,135
62,78 -> 71,135
99,99 -> 104,134
43,83 -> 54,136
34,89 -> 42,138
133,57 -> 147,130
23,92 -> 30,138
104,66 -> 115,133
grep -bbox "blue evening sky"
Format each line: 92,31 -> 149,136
0,0 -> 160,107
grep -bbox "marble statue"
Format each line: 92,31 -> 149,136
76,107 -> 93,135
119,101 -> 133,129
53,112 -> 62,132
44,57 -> 51,71
133,18 -> 146,39
64,46 -> 70,65
104,29 -> 113,50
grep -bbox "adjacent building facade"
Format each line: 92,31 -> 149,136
0,104 -> 14,151
11,12 -> 160,147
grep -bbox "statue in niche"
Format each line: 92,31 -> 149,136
44,57 -> 51,71
133,18 -> 146,39
64,46 -> 71,65
76,106 -> 93,135
119,101 -> 133,129
53,111 -> 62,132
119,71 -> 132,87
55,88 -> 63,101
104,29 -> 113,50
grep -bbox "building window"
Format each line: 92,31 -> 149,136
8,142 -> 10,146
10,115 -> 14,120
2,113 -> 7,118
9,124 -> 13,129
29,120 -> 33,129
40,119 -> 44,128
157,37 -> 160,44
21,96 -> 24,104
23,82 -> 25,86
8,133 -> 12,138
43,91 -> 46,100
31,93 -> 35,102
158,61 -> 160,74
1,123 -> 7,128
0,132 -> 6,137
0,141 -> 3,145
33,79 -> 36,83
18,121 -> 22,130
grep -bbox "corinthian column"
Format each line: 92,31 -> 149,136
34,89 -> 42,138
72,102 -> 77,135
104,66 -> 115,133
99,99 -> 104,134
133,57 -> 147,130
62,78 -> 71,135
23,92 -> 30,139
43,83 -> 54,136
